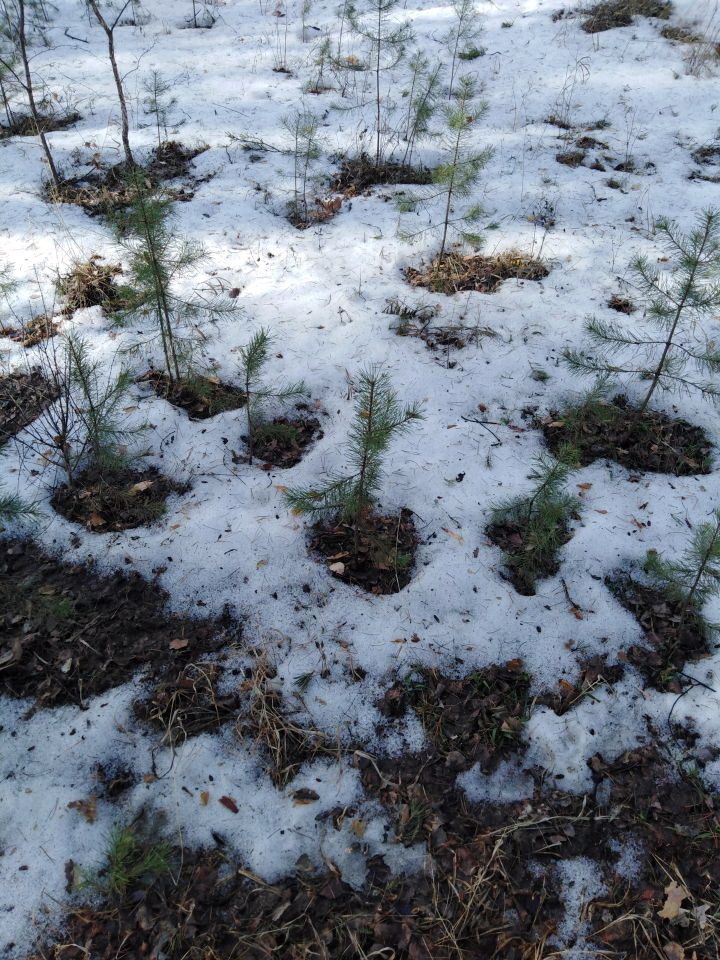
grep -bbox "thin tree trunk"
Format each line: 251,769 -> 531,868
88,0 -> 135,168
439,125 -> 462,259
16,0 -> 60,190
354,378 -> 375,553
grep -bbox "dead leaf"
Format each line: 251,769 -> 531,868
86,512 -> 106,528
442,526 -> 464,544
199,790 -> 210,806
169,637 -> 189,650
129,480 -> 154,495
219,795 -> 239,813
663,943 -> 685,960
659,881 -> 689,921
67,796 -> 97,823
350,818 -> 366,838
329,561 -> 346,575
292,788 -> 320,806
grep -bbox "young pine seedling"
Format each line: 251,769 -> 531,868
116,173 -> 235,385
400,75 -> 492,260
348,0 -> 414,165
645,510 -> 720,624
444,0 -> 484,100
14,332 -> 138,489
142,69 -> 180,149
284,365 -> 423,552
0,487 -> 41,525
400,51 -> 443,168
489,446 -> 580,595
238,328 -> 306,464
81,822 -> 172,900
283,106 -> 323,226
564,208 -> 720,412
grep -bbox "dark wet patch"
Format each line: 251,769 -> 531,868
142,370 -> 247,420
0,537 -> 239,710
331,153 -> 432,196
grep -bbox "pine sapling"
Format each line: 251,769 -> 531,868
284,365 -> 423,551
400,51 -> 443,167
238,328 -> 306,464
564,209 -> 720,412
645,510 -> 720,623
400,75 -> 492,259
142,70 -> 179,149
489,446 -> 580,593
348,0 -> 413,165
444,0 -> 483,100
115,173 -> 234,385
283,106 -> 322,225
0,487 -> 41,524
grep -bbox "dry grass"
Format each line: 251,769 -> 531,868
236,654 -> 338,786
57,256 -> 128,313
406,250 -> 549,295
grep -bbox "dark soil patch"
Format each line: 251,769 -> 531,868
309,508 -> 418,594
556,150 -> 586,167
331,153 -> 432,196
57,256 -> 129,313
607,573 -> 713,691
93,762 -> 137,799
541,395 -> 712,475
406,251 -> 549,295
545,113 -> 575,130
0,537 -> 238,709
142,370 -> 247,420
0,110 -> 80,140
51,142 -> 209,216
245,413 -> 323,468
136,662 -> 241,747
29,738 -> 720,960
378,662 -> 532,773
662,23 -> 703,43
576,135 -> 609,149
486,516 -> 574,595
691,143 -> 720,165
607,293 -> 635,313
0,368 -> 58,444
51,465 -> 189,532
581,0 -> 672,33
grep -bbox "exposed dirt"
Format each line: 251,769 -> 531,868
691,143 -> 720,166
541,395 -> 712,476
51,141 -> 209,216
581,0 -> 672,33
377,663 -> 532,773
243,412 -> 323,468
142,370 -> 247,420
287,195 -> 343,229
0,110 -> 81,140
406,251 -> 549,295
537,654 -> 625,715
0,368 -> 58,444
556,150 -> 586,167
51,465 -> 189,532
27,736 -> 720,960
331,153 -> 433,195
607,573 -> 714,691
486,516 -> 574,596
309,508 -> 418,594
607,293 -> 635,313
0,536 -> 239,710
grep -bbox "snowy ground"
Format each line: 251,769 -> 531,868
2,0 -> 720,954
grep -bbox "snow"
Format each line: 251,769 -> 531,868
2,0 -> 720,953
